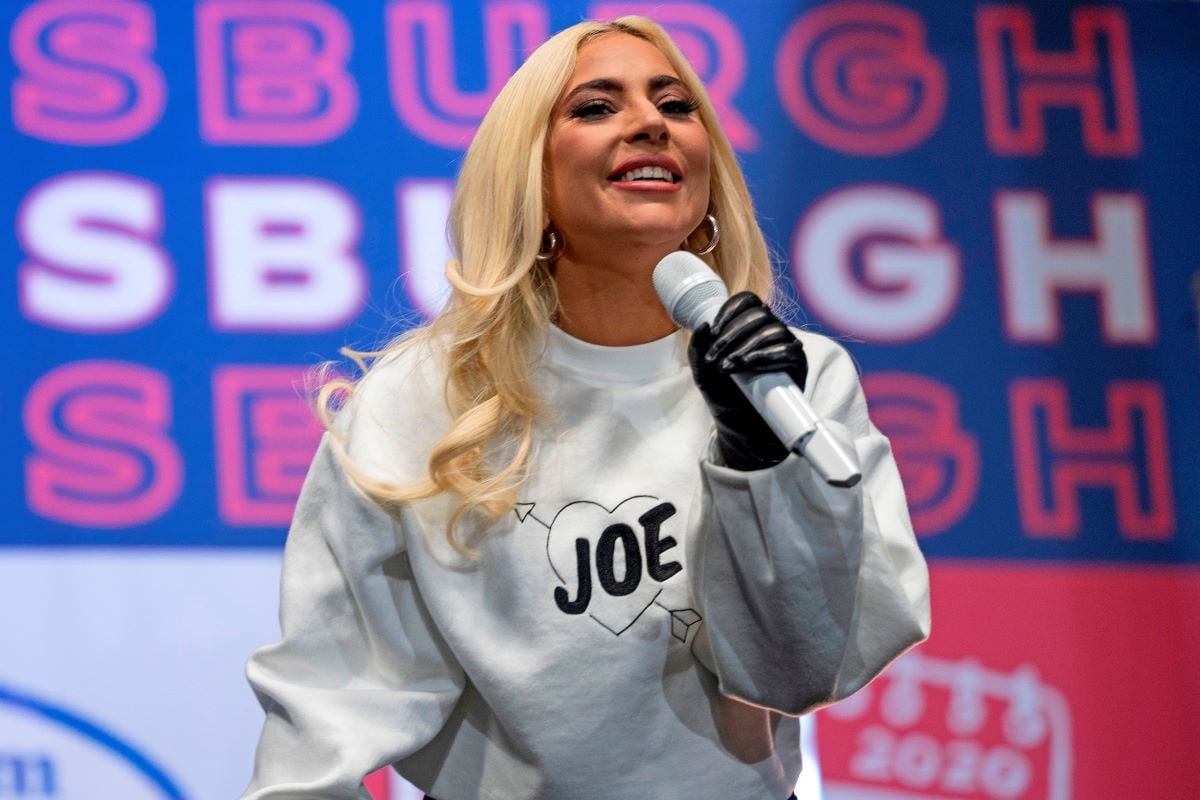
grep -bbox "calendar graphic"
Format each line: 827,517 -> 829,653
818,652 -> 1073,800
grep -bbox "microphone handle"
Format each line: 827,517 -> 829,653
731,372 -> 862,488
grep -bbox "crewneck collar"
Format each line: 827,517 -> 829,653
545,324 -> 686,383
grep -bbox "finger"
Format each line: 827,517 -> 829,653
731,341 -> 808,390
690,321 -> 714,351
734,340 -> 806,371
706,307 -> 776,364
720,320 -> 793,361
711,291 -> 764,334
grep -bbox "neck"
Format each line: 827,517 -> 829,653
551,246 -> 678,346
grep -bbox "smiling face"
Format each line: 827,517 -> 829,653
544,33 -> 712,262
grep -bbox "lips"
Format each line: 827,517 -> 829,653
607,156 -> 683,185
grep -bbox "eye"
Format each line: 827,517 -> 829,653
569,100 -> 614,119
658,97 -> 699,116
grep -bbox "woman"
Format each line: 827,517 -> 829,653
243,16 -> 929,800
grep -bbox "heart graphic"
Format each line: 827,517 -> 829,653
545,495 -> 681,636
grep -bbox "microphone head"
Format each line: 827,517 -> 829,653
653,251 -> 730,331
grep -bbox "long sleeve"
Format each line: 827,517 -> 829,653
243,435 -> 466,799
690,333 -> 930,716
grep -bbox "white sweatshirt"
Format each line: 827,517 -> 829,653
243,326 -> 930,800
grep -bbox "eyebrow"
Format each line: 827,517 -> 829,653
561,74 -> 685,105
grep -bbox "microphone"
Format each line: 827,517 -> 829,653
653,251 -> 862,488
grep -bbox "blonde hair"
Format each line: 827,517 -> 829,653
321,16 -> 773,554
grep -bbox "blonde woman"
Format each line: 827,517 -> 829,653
243,17 -> 929,800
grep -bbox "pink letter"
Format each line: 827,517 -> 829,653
18,172 -> 172,332
11,0 -> 165,144
792,184 -> 961,342
196,0 -> 357,144
590,2 -> 757,150
978,5 -> 1139,157
995,191 -> 1155,344
386,1 -> 548,148
206,177 -> 365,331
1010,379 -> 1174,541
24,361 -> 183,528
364,771 -> 390,800
775,2 -> 946,156
213,366 -> 324,526
862,372 -> 979,537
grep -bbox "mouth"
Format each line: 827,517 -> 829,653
612,165 -> 680,184
608,157 -> 683,185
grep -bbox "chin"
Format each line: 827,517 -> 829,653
615,215 -> 695,243
618,227 -> 692,251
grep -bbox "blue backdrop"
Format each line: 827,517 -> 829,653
3,1 -> 1198,798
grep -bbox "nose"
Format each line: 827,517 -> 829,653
625,99 -> 669,144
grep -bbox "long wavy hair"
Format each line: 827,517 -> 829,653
321,16 -> 774,554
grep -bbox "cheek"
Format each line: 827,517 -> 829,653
545,140 -> 574,214
684,132 -> 712,205
551,128 -> 596,169
548,133 -> 597,200
692,157 -> 712,211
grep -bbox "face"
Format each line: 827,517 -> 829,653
544,33 -> 711,261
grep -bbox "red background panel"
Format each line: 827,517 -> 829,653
818,561 -> 1200,799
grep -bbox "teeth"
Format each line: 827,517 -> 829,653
618,165 -> 676,182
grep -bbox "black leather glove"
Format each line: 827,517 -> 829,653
688,292 -> 809,471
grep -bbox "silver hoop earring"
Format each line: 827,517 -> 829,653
691,214 -> 720,256
535,229 -> 564,262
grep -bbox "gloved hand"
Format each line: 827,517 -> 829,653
688,291 -> 809,471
